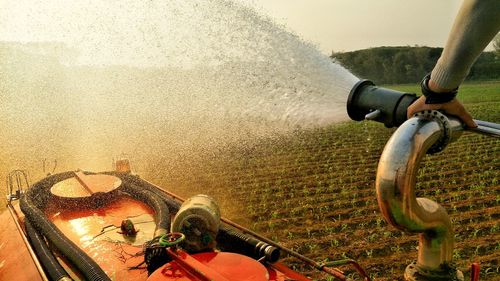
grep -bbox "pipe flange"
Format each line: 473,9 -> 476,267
413,110 -> 452,154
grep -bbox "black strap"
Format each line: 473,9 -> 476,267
421,73 -> 458,104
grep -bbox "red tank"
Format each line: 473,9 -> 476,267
0,169 -> 318,281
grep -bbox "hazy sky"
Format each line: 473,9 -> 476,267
1,0 -> 494,55
245,0 -> 490,54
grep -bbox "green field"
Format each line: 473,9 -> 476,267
2,81 -> 499,280
151,81 -> 500,280
390,81 -> 500,111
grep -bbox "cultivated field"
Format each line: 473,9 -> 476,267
152,81 -> 500,280
2,82 -> 498,280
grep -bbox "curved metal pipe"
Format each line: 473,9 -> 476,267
376,112 -> 463,277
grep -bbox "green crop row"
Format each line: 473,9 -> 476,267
152,81 -> 500,280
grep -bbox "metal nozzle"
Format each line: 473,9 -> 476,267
347,79 -> 417,127
347,79 -> 500,135
364,109 -> 381,120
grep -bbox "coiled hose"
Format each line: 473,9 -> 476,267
21,171 -> 172,281
108,173 -> 181,214
119,182 -> 170,235
21,193 -> 111,281
114,173 -> 280,263
25,219 -> 71,281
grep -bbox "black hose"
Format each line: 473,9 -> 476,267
100,173 -> 282,265
20,171 -> 174,281
108,173 -> 181,214
113,174 -> 280,263
21,172 -> 110,281
21,194 -> 111,281
25,219 -> 71,281
216,225 -> 280,263
27,171 -> 75,209
119,182 -> 170,233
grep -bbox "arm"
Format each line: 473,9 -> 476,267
407,0 -> 500,127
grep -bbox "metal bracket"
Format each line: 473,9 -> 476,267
413,110 -> 452,154
6,170 -> 30,202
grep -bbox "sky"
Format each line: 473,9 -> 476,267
245,0 -> 495,54
0,0 -> 494,55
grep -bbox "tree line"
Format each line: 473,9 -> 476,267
331,46 -> 500,85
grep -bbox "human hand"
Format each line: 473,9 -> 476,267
407,96 -> 477,128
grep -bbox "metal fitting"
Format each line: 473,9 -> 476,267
376,111 -> 464,280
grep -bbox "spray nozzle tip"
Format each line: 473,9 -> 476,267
365,109 -> 381,120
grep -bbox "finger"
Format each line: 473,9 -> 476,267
407,97 -> 425,119
460,110 -> 477,128
407,103 -> 416,119
445,100 -> 477,128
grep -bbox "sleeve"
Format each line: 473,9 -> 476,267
430,0 -> 500,90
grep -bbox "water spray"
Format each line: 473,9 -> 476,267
347,79 -> 499,280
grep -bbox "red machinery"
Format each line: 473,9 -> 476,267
1,166 -> 369,281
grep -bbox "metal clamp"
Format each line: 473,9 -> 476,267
413,110 -> 452,154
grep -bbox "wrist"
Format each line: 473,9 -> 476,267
421,73 -> 458,104
427,79 -> 455,93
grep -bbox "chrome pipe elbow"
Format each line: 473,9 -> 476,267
376,110 -> 464,280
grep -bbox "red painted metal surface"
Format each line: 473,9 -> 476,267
46,195 -> 154,280
148,250 -> 268,281
1,172 -> 314,281
46,193 -> 311,281
470,263 -> 480,281
0,204 -> 45,281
